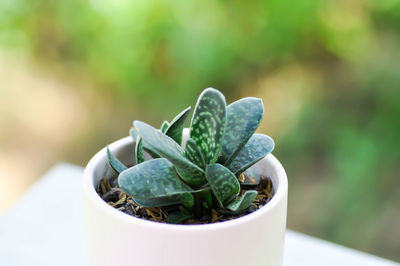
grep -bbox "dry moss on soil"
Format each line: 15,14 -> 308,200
97,173 -> 275,224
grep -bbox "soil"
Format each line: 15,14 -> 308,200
97,173 -> 275,224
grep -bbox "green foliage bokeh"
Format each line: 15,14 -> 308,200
1,0 -> 399,260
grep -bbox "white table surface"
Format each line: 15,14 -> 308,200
0,163 -> 398,266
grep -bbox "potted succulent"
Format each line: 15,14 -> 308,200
83,88 -> 288,266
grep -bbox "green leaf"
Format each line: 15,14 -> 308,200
184,138 -> 206,169
226,190 -> 258,213
130,127 -> 159,159
133,196 -> 181,208
202,202 -> 210,209
165,106 -> 191,145
190,88 -> 226,164
134,120 -> 206,186
227,133 -> 274,175
204,191 -> 213,208
135,136 -> 145,164
175,168 -> 207,188
160,120 -> 170,133
197,189 -> 213,209
180,192 -> 194,209
166,208 -> 192,224
205,164 -> 240,206
118,158 -> 193,199
107,147 -> 127,174
130,127 -> 139,142
220,97 -> 264,165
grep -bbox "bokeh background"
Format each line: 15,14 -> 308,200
0,0 -> 399,261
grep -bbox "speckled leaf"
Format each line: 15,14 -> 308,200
220,97 -> 264,165
228,133 -> 274,175
160,120 -> 170,133
134,120 -> 186,162
133,196 -> 181,208
184,138 -> 206,169
167,208 -> 192,224
130,127 -> 159,159
134,121 -> 206,186
118,158 -> 193,200
190,88 -> 226,164
175,168 -> 206,188
107,147 -> 127,174
226,190 -> 258,213
165,106 -> 191,145
206,164 -> 240,206
180,192 -> 194,209
135,136 -> 145,164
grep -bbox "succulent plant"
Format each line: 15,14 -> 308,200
107,88 -> 274,223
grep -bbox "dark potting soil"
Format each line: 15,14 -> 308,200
97,173 -> 275,224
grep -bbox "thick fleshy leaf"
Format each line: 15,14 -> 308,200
133,196 -> 181,208
205,164 -> 240,206
165,106 -> 191,145
180,192 -> 194,209
194,189 -> 213,209
219,97 -> 264,165
135,136 -> 145,164
130,127 -> 159,159
226,190 -> 258,213
160,120 -> 170,133
166,208 -> 192,224
190,88 -> 226,164
107,147 -> 127,174
134,121 -> 206,186
184,138 -> 206,169
175,168 -> 207,188
204,191 -> 213,208
118,158 -> 193,199
130,127 -> 139,142
228,133 -> 274,175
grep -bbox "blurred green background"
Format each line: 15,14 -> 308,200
0,0 -> 399,261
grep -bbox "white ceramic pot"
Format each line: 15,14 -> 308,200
83,131 -> 288,266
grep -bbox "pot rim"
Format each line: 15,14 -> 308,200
83,136 -> 288,231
